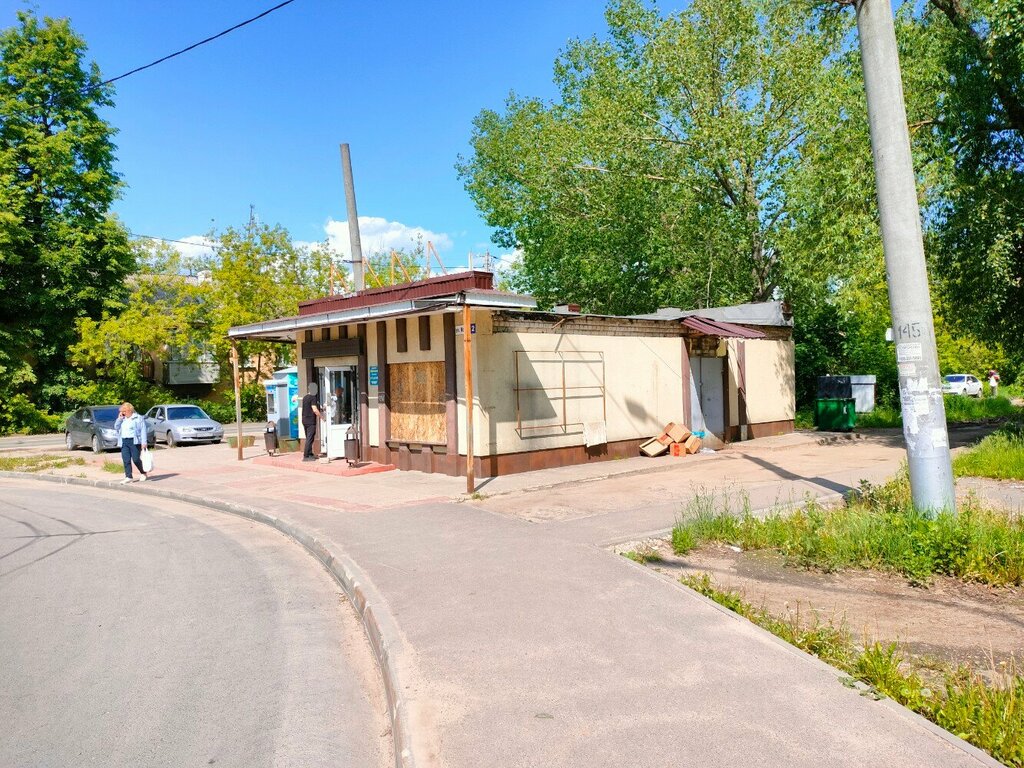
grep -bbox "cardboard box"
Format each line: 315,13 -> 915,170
640,437 -> 670,457
655,422 -> 676,445
667,423 -> 691,443
670,443 -> 687,457
683,435 -> 702,454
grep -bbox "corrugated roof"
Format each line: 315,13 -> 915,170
632,300 -> 792,327
682,316 -> 766,339
298,270 -> 501,316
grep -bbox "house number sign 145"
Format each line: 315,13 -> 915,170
896,321 -> 922,340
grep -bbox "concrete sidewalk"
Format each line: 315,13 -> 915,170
18,433 -> 1003,766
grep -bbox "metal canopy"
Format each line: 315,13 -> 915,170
681,316 -> 766,339
227,290 -> 537,343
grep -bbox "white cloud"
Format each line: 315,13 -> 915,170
324,216 -> 453,257
496,248 -> 523,268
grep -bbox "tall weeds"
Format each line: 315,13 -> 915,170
672,478 -> 1024,586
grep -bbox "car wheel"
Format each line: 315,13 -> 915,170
166,431 -> 176,448
960,388 -> 968,396
66,433 -> 76,451
91,434 -> 103,454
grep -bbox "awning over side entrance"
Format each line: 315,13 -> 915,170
681,316 -> 766,339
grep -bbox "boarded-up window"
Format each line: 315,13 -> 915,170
389,361 -> 445,444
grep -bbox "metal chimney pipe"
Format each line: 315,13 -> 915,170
340,143 -> 364,291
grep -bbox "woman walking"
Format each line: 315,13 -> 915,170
114,402 -> 149,484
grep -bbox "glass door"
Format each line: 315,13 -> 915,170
319,366 -> 358,459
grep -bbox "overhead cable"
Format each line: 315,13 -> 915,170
86,0 -> 298,93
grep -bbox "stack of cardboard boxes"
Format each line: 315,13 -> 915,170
639,422 -> 702,458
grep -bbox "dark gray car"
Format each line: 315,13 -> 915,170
65,405 -> 155,454
145,404 -> 224,447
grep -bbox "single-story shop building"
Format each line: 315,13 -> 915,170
228,272 -> 795,478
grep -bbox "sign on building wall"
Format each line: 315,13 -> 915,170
369,365 -> 379,386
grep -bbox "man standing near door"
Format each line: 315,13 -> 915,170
301,382 -> 322,461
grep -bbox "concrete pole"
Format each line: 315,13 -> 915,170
340,143 -> 365,292
230,342 -> 243,462
856,0 -> 955,514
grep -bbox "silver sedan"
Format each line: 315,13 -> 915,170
144,404 -> 224,447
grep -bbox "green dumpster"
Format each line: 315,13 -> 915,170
814,397 -> 857,431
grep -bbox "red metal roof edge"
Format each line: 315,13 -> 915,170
682,315 -> 766,339
298,271 -> 495,316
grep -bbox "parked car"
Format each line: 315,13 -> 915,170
942,374 -> 983,397
65,405 -> 156,454
145,404 -> 224,447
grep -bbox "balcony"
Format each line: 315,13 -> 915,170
164,360 -> 221,386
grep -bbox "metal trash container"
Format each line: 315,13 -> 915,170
344,427 -> 359,466
849,375 -> 877,413
814,398 -> 857,431
817,376 -> 853,399
264,422 -> 279,455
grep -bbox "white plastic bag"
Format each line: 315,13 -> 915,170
141,448 -> 154,474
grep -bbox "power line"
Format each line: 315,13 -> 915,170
131,233 -> 219,250
87,0 -> 299,93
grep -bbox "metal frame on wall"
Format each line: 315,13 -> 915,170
512,350 -> 606,437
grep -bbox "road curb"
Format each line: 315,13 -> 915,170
0,471 -> 417,768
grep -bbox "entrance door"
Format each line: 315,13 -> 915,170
696,356 -> 725,438
319,366 -> 358,459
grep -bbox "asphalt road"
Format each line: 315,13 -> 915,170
0,423 -> 265,452
0,480 -> 389,768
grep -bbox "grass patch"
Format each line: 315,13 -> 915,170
101,460 -> 123,474
853,395 -> 1021,430
946,394 -> 1020,422
795,407 -> 815,430
0,454 -> 85,473
621,543 -> 663,564
682,572 -> 1024,767
954,422 -> 1024,481
672,478 -> 1024,586
854,405 -> 902,428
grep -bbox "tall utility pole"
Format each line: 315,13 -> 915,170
340,143 -> 365,292
856,0 -> 955,514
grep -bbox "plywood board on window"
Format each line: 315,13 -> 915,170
389,361 -> 446,444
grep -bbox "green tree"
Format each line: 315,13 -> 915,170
458,0 -> 851,315
68,241 -> 211,409
0,11 -> 134,430
901,1 -> 1024,376
207,221 -> 342,373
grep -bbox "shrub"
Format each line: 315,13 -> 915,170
0,394 -> 64,435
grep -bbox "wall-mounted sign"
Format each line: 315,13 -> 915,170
455,323 -> 476,335
369,365 -> 379,386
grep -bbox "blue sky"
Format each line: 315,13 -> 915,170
3,0 -> 614,270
